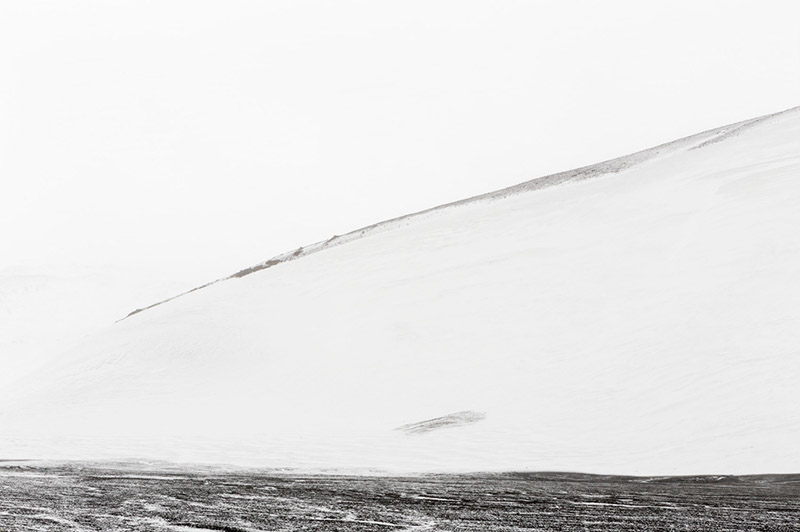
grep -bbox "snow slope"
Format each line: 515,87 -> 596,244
2,107 -> 799,475
0,266 -> 188,389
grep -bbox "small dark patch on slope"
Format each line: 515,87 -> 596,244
230,259 -> 280,279
689,114 -> 775,150
396,411 -> 486,435
123,281 -> 215,319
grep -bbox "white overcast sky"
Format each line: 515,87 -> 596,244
2,0 -> 799,284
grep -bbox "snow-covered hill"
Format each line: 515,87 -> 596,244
2,107 -> 799,475
0,266 -> 188,389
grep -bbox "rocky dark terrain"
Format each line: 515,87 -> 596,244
2,462 -> 799,531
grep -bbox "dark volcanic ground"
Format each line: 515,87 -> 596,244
1,462 -> 799,531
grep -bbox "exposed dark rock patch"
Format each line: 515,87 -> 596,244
395,411 -> 486,435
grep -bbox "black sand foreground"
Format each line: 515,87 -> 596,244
1,462 -> 799,531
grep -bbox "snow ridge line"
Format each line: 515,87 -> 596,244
120,106 -> 797,321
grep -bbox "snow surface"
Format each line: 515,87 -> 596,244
2,107 -> 800,475
0,265 -> 188,389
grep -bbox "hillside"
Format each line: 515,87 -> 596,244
2,107 -> 799,475
0,266 -> 187,389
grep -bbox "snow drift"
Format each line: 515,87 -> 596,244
2,107 -> 800,475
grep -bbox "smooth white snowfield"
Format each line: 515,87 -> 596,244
2,107 -> 800,475
0,266 -> 188,389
